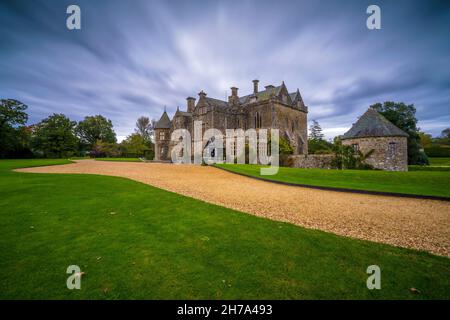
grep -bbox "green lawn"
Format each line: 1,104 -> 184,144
0,159 -> 449,299
94,157 -> 142,162
215,164 -> 450,198
429,157 -> 450,166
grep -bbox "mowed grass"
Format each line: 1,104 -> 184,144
0,159 -> 449,299
95,158 -> 142,162
215,164 -> 450,198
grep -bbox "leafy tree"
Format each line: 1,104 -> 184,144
120,133 -> 151,158
0,99 -> 28,128
0,99 -> 31,158
419,132 -> 432,148
90,140 -> 120,158
32,114 -> 79,158
370,101 -> 428,165
76,115 -> 116,150
441,128 -> 450,139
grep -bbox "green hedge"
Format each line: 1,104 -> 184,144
408,165 -> 450,171
424,146 -> 450,157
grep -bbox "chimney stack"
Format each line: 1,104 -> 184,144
186,97 -> 196,113
230,87 -> 239,97
252,79 -> 259,94
198,90 -> 207,99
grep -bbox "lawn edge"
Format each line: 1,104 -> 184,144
213,165 -> 450,202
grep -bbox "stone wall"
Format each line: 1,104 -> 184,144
289,154 -> 334,169
342,136 -> 408,171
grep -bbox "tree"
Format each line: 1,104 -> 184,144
134,116 -> 155,157
76,115 -> 116,150
308,120 -> 332,154
135,116 -> 154,142
370,101 -> 428,165
32,114 -> 79,158
419,132 -> 432,148
120,133 -> 151,158
90,140 -> 120,158
441,128 -> 450,139
0,99 -> 31,158
309,120 -> 324,141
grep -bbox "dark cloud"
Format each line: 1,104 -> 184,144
0,0 -> 449,140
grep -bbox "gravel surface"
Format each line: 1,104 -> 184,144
17,160 -> 450,257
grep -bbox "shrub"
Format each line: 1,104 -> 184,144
424,146 -> 450,157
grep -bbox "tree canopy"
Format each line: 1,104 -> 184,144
76,115 -> 117,149
32,113 -> 79,158
0,99 -> 31,158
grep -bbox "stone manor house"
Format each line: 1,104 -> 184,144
154,80 -> 408,171
154,80 -> 308,161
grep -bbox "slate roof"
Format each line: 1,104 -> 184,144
342,108 -> 408,139
154,111 -> 171,129
239,85 -> 282,104
204,97 -> 228,108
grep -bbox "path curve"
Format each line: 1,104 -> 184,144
17,160 -> 450,257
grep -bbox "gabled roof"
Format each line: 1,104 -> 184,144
154,111 -> 171,129
175,107 -> 192,117
290,89 -> 304,104
342,108 -> 409,140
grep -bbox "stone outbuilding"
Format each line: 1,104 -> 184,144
341,108 -> 409,171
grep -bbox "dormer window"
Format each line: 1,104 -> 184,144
159,132 -> 165,140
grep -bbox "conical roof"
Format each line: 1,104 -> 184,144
342,108 -> 408,139
154,111 -> 171,129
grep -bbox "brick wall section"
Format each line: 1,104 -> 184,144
342,136 -> 408,171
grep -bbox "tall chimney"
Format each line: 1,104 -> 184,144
186,97 -> 196,113
252,79 -> 259,94
198,90 -> 207,99
229,87 -> 239,105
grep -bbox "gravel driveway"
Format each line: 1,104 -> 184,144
18,160 -> 450,257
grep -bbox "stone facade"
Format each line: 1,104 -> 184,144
154,80 -> 308,161
342,136 -> 408,171
289,154 -> 334,169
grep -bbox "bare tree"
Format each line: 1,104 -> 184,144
135,116 -> 154,143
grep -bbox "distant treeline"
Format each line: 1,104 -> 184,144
0,99 -> 155,159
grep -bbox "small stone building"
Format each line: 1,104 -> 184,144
154,80 -> 309,161
341,108 -> 408,171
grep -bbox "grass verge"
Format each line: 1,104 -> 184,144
0,159 -> 449,299
215,164 -> 450,199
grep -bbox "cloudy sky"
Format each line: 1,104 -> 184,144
1,0 -> 449,141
